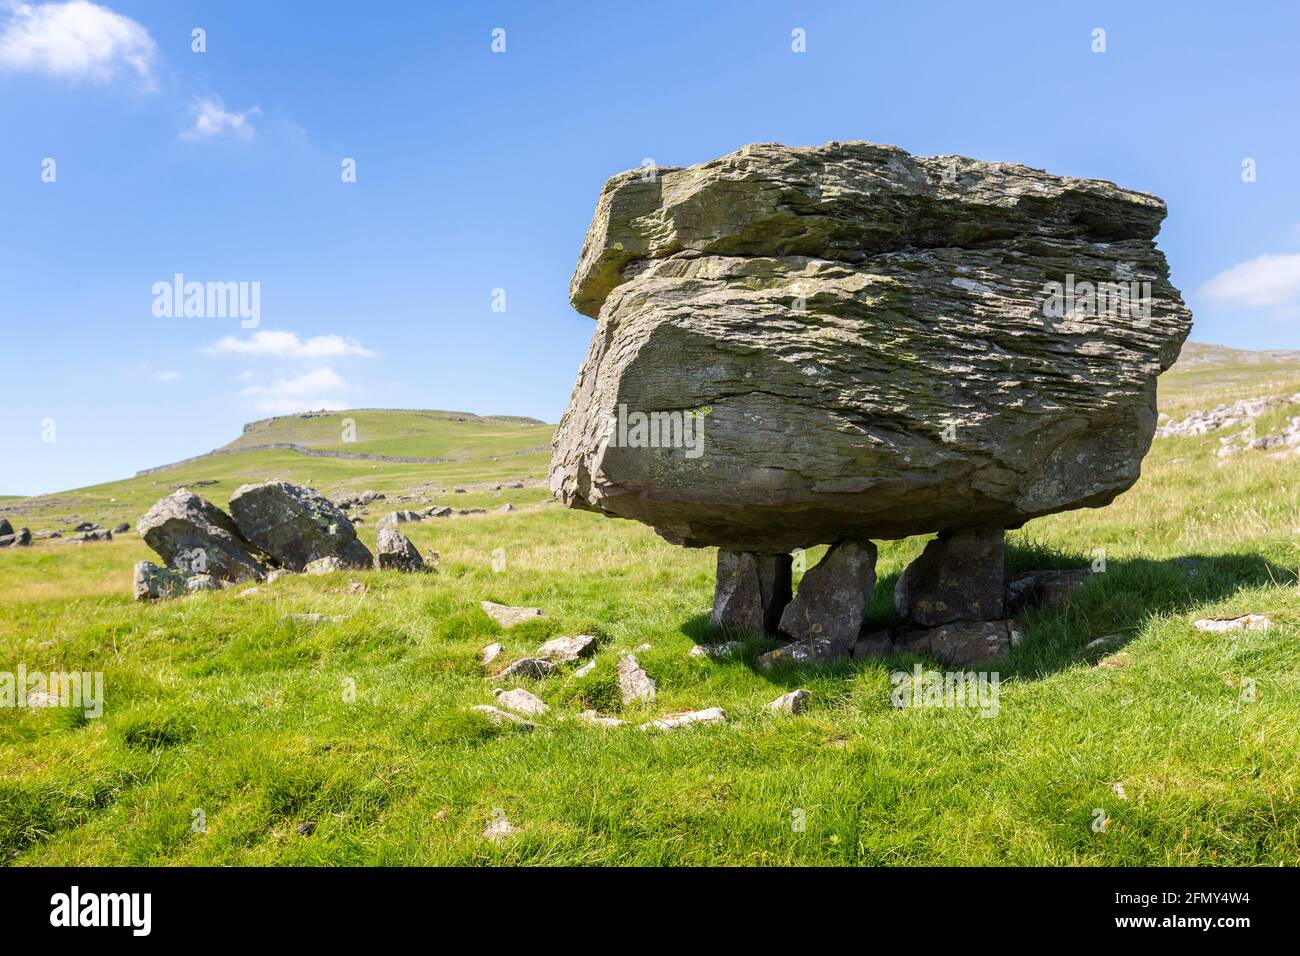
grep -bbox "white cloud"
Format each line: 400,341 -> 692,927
180,95 -> 261,141
239,367 -> 352,416
1201,253 -> 1300,309
207,330 -> 376,359
153,370 -> 180,382
0,1 -> 156,89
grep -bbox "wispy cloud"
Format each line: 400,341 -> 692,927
239,367 -> 352,416
180,95 -> 261,141
0,1 -> 156,89
1201,252 -> 1300,310
207,330 -> 376,359
153,370 -> 180,382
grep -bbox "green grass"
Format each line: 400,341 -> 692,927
1,358 -> 1299,865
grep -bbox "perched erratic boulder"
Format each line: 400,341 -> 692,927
138,489 -> 266,582
551,140 -> 1191,554
228,481 -> 372,572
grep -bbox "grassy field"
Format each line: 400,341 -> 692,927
1,355 -> 1298,865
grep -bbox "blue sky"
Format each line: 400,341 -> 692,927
2,0 -> 1298,495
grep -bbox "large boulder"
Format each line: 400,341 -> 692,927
138,489 -> 266,582
228,481 -> 372,572
550,141 -> 1192,553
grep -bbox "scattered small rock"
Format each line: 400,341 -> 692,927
767,689 -> 811,713
481,601 -> 544,628
573,660 -> 596,678
304,556 -> 345,575
376,527 -> 427,572
470,705 -> 535,730
689,640 -> 743,659
481,642 -> 504,665
640,707 -> 727,732
757,638 -> 840,671
493,687 -> 548,716
617,654 -> 656,704
295,821 -> 316,836
494,657 -> 555,681
536,634 -> 597,663
1193,614 -> 1271,633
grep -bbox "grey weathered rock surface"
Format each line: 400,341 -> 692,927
494,657 -> 554,681
132,560 -> 222,600
551,141 -> 1191,553
228,481 -> 372,572
375,527 -> 425,572
494,687 -> 549,716
138,489 -> 266,582
778,540 -> 876,649
617,654 -> 656,704
377,509 -> 423,530
767,689 -> 811,713
481,601 -> 544,628
132,560 -> 188,601
895,528 -> 1004,626
535,634 -> 597,663
757,637 -> 841,671
711,551 -> 792,633
1192,614 -> 1270,633
640,707 -> 727,732
0,527 -> 31,548
689,640 -> 744,659
303,556 -> 344,575
897,619 -> 1013,665
470,705 -> 535,730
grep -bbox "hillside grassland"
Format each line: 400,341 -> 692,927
0,362 -> 1298,865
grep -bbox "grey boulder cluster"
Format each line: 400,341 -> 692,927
552,140 -> 1192,665
0,518 -> 32,549
132,480 -> 431,601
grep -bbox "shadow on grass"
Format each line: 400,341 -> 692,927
680,541 -> 1296,686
